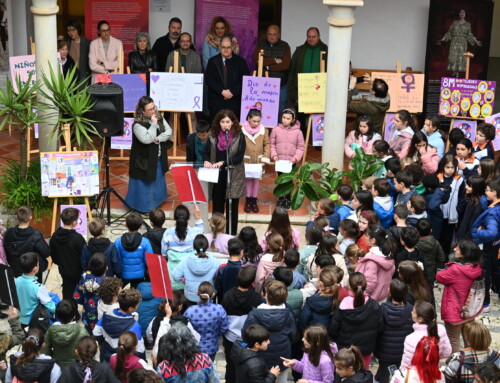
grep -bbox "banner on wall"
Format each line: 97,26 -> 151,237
85,0 -> 149,68
195,0 -> 259,72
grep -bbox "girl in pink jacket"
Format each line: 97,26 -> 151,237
344,115 -> 382,159
407,131 -> 440,175
400,300 -> 452,369
355,225 -> 396,302
388,109 -> 415,159
255,233 -> 286,294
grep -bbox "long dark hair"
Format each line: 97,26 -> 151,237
16,328 -> 44,366
193,234 -> 209,258
266,207 -> 295,251
414,300 -> 440,340
354,115 -> 375,140
367,225 -> 397,258
456,239 -> 483,266
76,336 -> 98,368
396,109 -> 416,130
437,153 -> 458,176
349,272 -> 367,308
466,176 -> 486,206
354,190 -> 374,214
312,234 -> 338,271
210,109 -> 242,138
398,261 -> 430,303
173,205 -> 190,242
115,331 -> 138,381
134,95 -> 155,123
238,226 -> 263,264
303,325 -> 334,367
407,131 -> 430,159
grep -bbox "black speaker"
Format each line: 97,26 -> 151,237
86,82 -> 124,137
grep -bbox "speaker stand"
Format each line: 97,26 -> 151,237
95,137 -> 131,225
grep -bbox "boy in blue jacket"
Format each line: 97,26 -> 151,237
214,238 -> 244,302
114,212 -> 153,288
422,174 -> 450,241
372,178 -> 394,229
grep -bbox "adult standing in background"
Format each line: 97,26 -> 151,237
205,36 -> 248,121
89,20 -> 123,83
202,16 -> 240,68
128,32 -> 157,74
254,25 -> 291,119
165,32 -> 202,73
151,17 -> 181,73
66,20 -> 90,84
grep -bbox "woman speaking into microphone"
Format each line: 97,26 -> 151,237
125,96 -> 172,213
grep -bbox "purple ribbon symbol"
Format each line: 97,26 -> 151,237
193,96 -> 201,109
401,73 -> 415,93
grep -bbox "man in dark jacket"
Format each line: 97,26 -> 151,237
49,207 -> 86,300
151,17 -> 181,73
4,206 -> 50,281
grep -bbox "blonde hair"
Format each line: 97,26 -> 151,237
361,176 -> 376,191
464,321 -> 492,351
209,213 -> 226,251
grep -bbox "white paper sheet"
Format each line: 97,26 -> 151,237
275,160 -> 293,173
245,164 -> 263,179
197,167 -> 220,183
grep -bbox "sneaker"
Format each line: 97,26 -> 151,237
483,305 -> 490,313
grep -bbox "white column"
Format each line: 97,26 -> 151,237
31,0 -> 59,152
322,0 -> 363,171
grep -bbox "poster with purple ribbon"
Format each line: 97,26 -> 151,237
150,72 -> 203,112
240,76 -> 280,127
111,118 -> 134,150
439,77 -> 496,119
60,204 -> 88,238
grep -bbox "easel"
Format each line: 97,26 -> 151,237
27,38 -> 39,166
166,51 -> 194,160
50,123 -> 93,235
302,51 -> 326,164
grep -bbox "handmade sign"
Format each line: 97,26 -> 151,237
150,72 -> 204,112
40,151 -> 100,197
111,118 -> 134,150
9,55 -> 36,90
240,76 -> 280,126
439,77 -> 496,119
96,74 -> 147,112
383,113 -> 397,142
372,72 -> 425,113
145,252 -> 173,299
298,73 -> 327,113
485,113 -> 500,150
60,205 -> 88,238
311,114 -> 324,146
171,165 -> 207,203
452,119 -> 477,141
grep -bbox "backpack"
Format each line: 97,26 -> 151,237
29,303 -> 52,333
452,276 -> 485,319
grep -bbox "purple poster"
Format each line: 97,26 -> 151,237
485,113 -> 500,150
60,204 -> 88,238
439,77 -> 496,119
311,114 -> 324,146
96,73 -> 147,113
383,113 -> 396,142
240,76 -> 280,126
111,118 -> 134,149
452,119 -> 477,141
195,0 -> 259,72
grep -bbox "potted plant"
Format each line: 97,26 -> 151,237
273,148 -> 384,211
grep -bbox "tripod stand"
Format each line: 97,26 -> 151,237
95,136 -> 131,225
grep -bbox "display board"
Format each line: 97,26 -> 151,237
9,55 -> 36,90
439,77 -> 496,119
240,76 -> 280,126
485,113 -> 500,150
150,72 -> 204,112
60,205 -> 88,238
40,151 -> 99,197
298,73 -> 327,114
311,114 -> 324,146
452,119 -> 477,141
111,118 -> 134,150
96,74 -> 147,113
371,72 -> 425,113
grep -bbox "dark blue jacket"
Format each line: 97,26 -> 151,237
471,203 -> 500,245
81,238 -> 121,277
387,177 -> 398,204
114,233 -> 153,280
374,301 -> 414,363
243,306 -> 297,370
300,292 -> 333,331
214,260 -> 242,302
136,282 -> 163,337
423,188 -> 450,240
306,212 -> 340,234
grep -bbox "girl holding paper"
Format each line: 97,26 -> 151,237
270,108 -> 305,210
242,109 -> 270,213
203,109 -> 246,235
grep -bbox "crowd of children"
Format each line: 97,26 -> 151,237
1,108 -> 500,383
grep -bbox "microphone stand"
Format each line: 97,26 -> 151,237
225,130 -> 234,235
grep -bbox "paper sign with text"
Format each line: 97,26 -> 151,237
298,73 -> 327,114
240,76 -> 280,126
372,72 -> 425,113
150,72 -> 204,112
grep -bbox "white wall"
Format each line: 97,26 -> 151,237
149,1 -> 195,43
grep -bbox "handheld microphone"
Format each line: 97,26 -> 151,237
225,130 -> 229,141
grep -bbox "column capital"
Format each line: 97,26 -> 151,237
30,6 -> 59,16
323,0 -> 364,6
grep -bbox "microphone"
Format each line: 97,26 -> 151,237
225,130 -> 229,141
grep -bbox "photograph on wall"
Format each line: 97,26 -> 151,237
423,0 -> 494,120
451,119 -> 477,141
40,151 -> 100,197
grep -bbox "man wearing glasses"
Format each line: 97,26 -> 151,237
89,20 -> 123,83
205,36 -> 249,121
165,32 -> 202,74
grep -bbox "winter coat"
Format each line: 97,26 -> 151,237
456,196 -> 488,241
58,360 -> 119,383
374,196 -> 395,229
110,353 -> 151,382
355,247 -> 395,302
443,348 -> 500,383
128,50 -> 157,73
400,322 -> 452,368
43,322 -> 88,369
231,341 -> 277,383
243,304 -> 297,369
114,233 -> 153,280
7,353 -> 61,383
335,370 -> 374,383
329,297 -> 383,356
471,203 -> 500,245
157,352 -> 220,383
415,236 -> 446,283
286,286 -> 303,326
185,301 -> 229,355
344,130 -> 382,159
222,287 -> 263,343
422,128 -> 445,159
396,189 -> 418,207
3,226 -> 50,277
214,260 -> 242,302
270,122 -> 305,162
254,253 -> 286,294
50,227 -> 86,282
80,238 -> 121,277
375,301 -> 414,363
419,146 -> 440,175
291,343 -> 337,383
171,254 -> 220,302
242,123 -> 271,164
388,128 -> 414,159
165,48 -> 202,73
391,366 -> 444,383
300,293 -> 334,331
347,92 -> 390,132
142,227 -> 166,255
436,261 -> 483,324
15,274 -> 56,325
73,271 -> 105,331
136,282 -> 163,337
438,173 -> 465,224
424,188 -> 451,241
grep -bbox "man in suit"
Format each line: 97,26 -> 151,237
205,36 -> 249,121
89,20 -> 123,83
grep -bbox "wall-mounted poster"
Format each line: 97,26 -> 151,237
60,205 -> 88,238
40,151 -> 100,197
452,119 -> 477,141
439,77 -> 495,119
150,72 -> 204,112
383,113 -> 397,142
484,112 -> 500,150
311,114 -> 324,146
298,73 -> 327,114
240,76 -> 280,127
111,118 -> 134,150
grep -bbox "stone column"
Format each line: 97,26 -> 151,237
322,0 -> 363,171
31,0 -> 59,152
